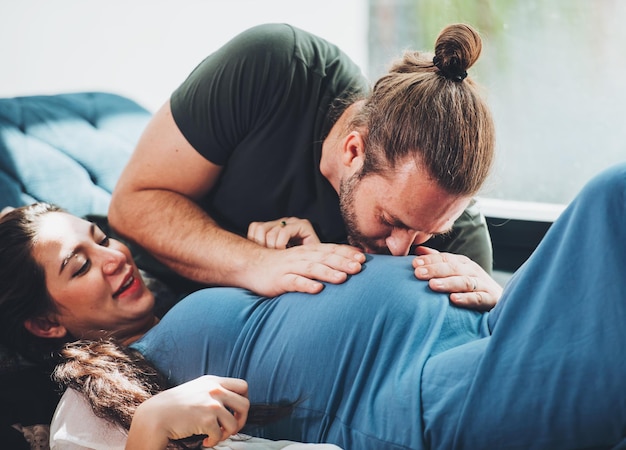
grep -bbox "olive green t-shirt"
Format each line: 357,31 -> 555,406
170,23 -> 493,272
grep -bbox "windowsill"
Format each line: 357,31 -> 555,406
476,197 -> 565,276
475,197 -> 566,223
492,269 -> 515,287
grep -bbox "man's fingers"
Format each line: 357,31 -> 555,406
426,275 -> 498,311
449,291 -> 494,312
284,274 -> 326,294
414,245 -> 440,256
427,275 -> 468,293
276,248 -> 366,293
251,244 -> 365,297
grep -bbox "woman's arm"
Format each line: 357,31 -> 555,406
126,375 -> 249,449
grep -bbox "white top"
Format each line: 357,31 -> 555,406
50,389 -> 342,450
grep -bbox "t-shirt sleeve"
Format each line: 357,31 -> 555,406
170,24 -> 300,166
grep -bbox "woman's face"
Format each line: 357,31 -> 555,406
32,212 -> 156,343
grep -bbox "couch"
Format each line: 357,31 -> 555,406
0,92 -> 151,217
0,92 -> 152,449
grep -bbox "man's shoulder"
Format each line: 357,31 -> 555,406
228,23 -> 302,57
232,23 -> 348,69
235,23 -> 296,44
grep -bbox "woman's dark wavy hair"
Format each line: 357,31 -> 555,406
54,339 -> 297,449
0,203 -> 67,364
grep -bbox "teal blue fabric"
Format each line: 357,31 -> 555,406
134,163 -> 626,449
422,163 -> 626,449
133,254 -> 488,449
0,92 -> 150,217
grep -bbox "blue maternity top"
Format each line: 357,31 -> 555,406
132,162 -> 626,450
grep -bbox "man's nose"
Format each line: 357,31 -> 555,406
386,229 -> 424,256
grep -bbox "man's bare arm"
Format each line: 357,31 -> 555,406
109,101 -> 364,297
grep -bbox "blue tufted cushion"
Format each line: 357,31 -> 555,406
0,92 -> 151,217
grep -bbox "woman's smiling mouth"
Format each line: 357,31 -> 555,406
113,274 -> 136,298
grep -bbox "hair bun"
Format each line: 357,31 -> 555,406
433,23 -> 482,82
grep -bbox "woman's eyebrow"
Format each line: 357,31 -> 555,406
59,223 -> 96,274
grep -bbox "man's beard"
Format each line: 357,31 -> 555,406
339,172 -> 390,255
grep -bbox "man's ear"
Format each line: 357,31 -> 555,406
24,316 -> 68,339
341,131 -> 366,171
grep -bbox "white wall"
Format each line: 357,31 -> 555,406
0,0 -> 368,112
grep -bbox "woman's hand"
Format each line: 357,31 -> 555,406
126,375 -> 249,449
248,217 -> 321,249
412,246 -> 503,311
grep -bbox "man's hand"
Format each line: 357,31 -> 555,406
412,246 -> 502,311
246,218 -> 364,297
127,375 -> 249,449
248,217 -> 321,249
249,243 -> 365,297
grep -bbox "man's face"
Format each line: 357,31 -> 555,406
339,159 -> 470,255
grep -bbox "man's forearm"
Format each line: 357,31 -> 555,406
109,189 -> 265,290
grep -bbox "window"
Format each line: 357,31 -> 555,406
368,0 -> 626,210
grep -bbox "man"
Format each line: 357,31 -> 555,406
109,23 -> 499,306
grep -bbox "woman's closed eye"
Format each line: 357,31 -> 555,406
73,258 -> 90,278
72,232 -> 110,277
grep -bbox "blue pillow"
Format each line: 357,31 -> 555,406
0,92 -> 151,217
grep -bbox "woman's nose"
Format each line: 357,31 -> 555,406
101,248 -> 126,275
386,229 -> 427,256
